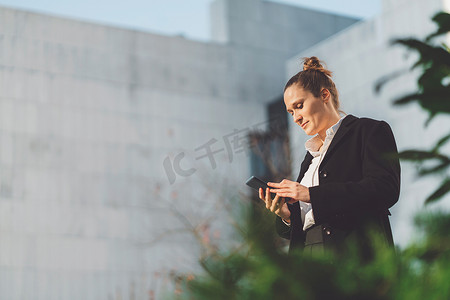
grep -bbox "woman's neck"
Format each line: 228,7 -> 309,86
318,113 -> 341,142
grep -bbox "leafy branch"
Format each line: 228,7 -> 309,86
377,12 -> 450,204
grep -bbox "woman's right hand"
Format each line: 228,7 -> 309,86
259,187 -> 291,222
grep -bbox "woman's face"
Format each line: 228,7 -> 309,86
284,85 -> 335,139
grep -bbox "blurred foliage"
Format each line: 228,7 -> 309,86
169,11 -> 450,300
376,12 -> 450,204
171,206 -> 450,300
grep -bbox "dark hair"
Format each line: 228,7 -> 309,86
284,56 -> 342,114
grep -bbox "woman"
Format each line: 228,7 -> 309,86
259,56 -> 400,257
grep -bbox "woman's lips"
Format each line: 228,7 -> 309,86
301,121 -> 309,129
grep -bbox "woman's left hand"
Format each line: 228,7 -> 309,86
267,179 -> 310,204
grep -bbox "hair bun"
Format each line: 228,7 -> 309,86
302,56 -> 332,77
303,56 -> 322,70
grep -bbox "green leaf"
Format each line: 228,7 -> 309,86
424,112 -> 437,127
418,160 -> 450,176
426,12 -> 450,41
414,211 -> 450,237
432,132 -> 450,152
397,150 -> 447,161
373,69 -> 407,94
393,89 -> 450,117
425,177 -> 450,205
392,38 -> 450,69
417,66 -> 449,90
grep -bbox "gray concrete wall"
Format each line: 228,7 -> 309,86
212,0 -> 359,102
212,0 -> 359,52
0,6 -> 254,299
0,0 -> 360,298
286,0 -> 449,247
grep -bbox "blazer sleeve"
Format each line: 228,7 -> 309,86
275,216 -> 291,240
309,121 -> 401,224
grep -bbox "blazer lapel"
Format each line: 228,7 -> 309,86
296,152 -> 313,182
319,114 -> 358,170
290,151 -> 313,218
291,115 -> 357,216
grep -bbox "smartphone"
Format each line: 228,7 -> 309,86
245,176 -> 275,197
246,176 -> 291,203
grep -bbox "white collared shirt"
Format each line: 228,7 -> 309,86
299,115 -> 347,231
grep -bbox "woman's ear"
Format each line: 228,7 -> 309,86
321,89 -> 331,103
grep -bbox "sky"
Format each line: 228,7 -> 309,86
0,0 -> 381,41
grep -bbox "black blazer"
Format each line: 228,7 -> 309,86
276,114 -> 401,253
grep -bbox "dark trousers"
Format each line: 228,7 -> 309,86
303,225 -> 325,256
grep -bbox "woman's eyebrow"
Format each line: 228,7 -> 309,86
286,99 -> 304,111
